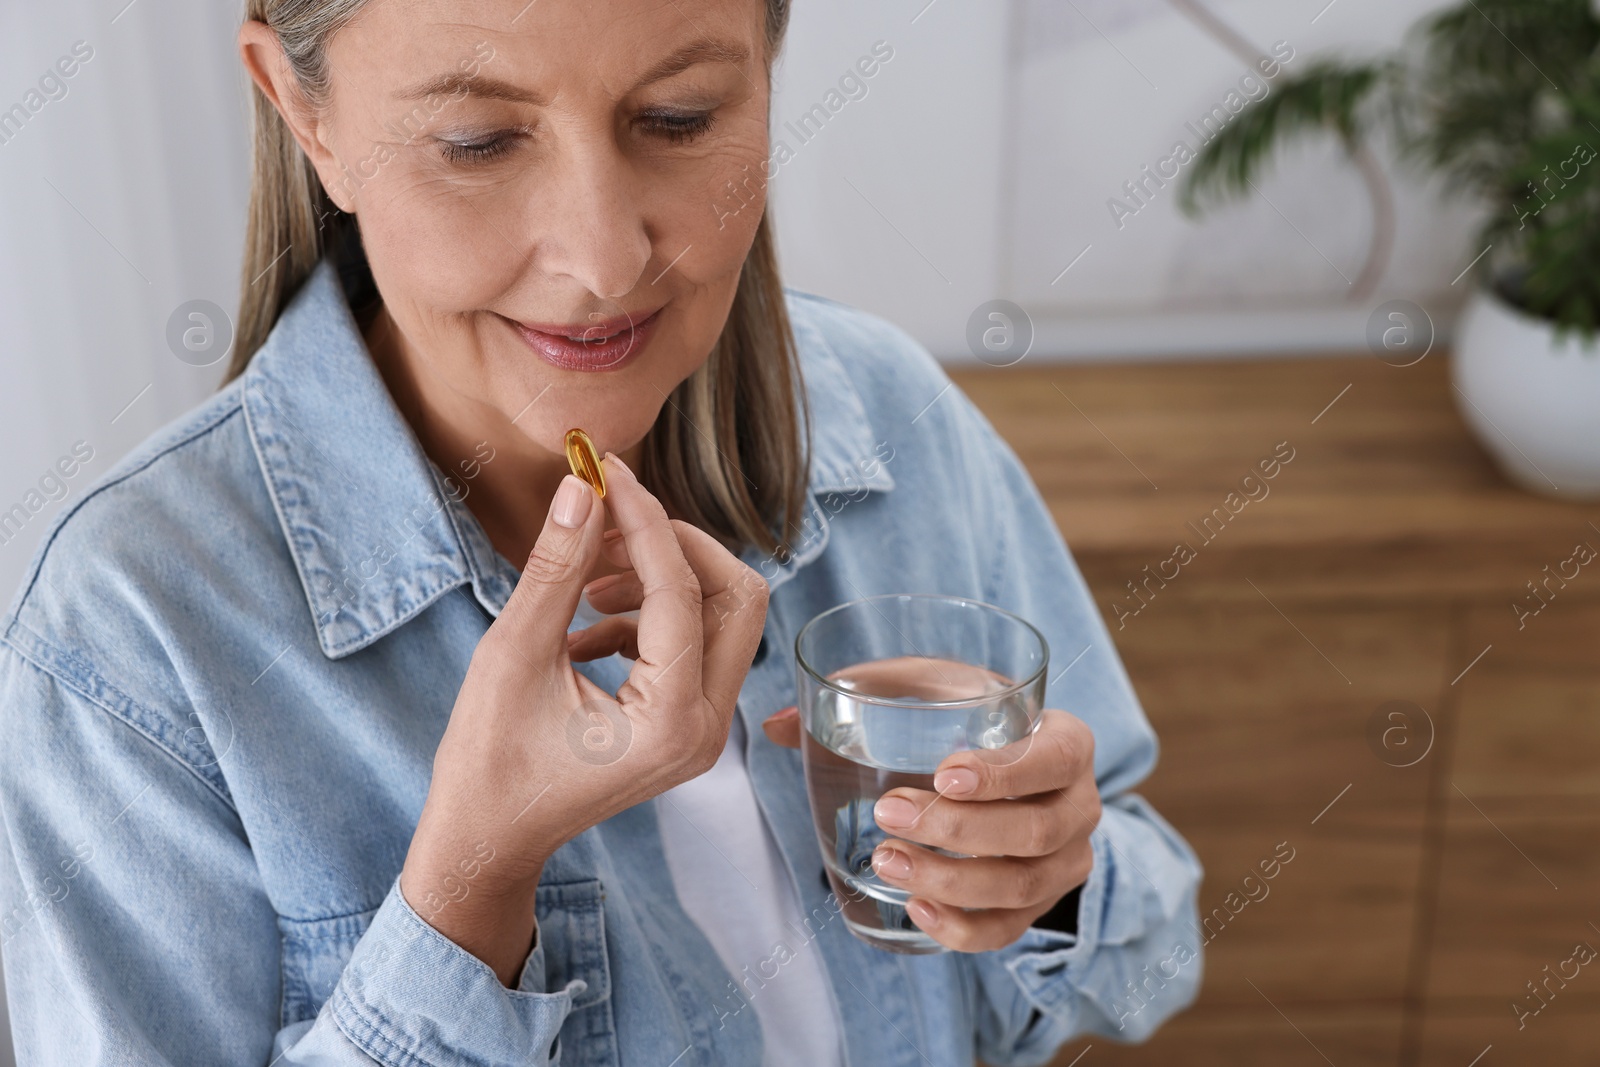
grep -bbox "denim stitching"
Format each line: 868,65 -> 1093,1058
0,631 -> 234,810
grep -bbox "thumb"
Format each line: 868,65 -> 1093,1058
496,474 -> 605,655
761,705 -> 801,749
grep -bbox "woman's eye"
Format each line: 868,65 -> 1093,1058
437,113 -> 714,162
639,111 -> 716,144
438,132 -> 521,165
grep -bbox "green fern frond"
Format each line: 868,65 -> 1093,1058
1178,60 -> 1390,216
1418,0 -> 1598,96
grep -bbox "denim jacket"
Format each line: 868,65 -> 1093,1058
0,259 -> 1203,1066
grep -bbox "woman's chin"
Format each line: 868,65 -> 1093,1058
516,416 -> 647,465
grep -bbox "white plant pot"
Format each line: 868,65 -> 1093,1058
1451,288 -> 1600,500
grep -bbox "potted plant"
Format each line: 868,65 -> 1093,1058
1178,0 -> 1600,500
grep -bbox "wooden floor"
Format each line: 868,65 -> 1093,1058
950,355 -> 1600,1067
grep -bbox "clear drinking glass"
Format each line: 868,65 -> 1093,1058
794,593 -> 1049,954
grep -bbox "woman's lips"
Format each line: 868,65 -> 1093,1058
509,307 -> 662,371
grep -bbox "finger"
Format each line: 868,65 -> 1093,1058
930,709 -> 1095,803
567,616 -> 640,662
663,517 -> 769,712
588,529 -> 762,622
600,526 -> 631,569
600,454 -> 704,701
494,474 -> 606,662
761,705 -> 800,749
903,895 -> 1056,954
870,837 -> 1092,910
871,778 -> 1099,857
589,507 -> 768,712
583,570 -> 644,614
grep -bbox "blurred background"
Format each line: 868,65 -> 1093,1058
3,0 -> 1598,1064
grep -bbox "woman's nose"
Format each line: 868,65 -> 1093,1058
535,140 -> 653,301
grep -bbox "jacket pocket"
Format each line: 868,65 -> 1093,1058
278,904 -> 380,1028
535,877 -> 618,1066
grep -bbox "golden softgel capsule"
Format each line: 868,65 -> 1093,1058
564,428 -> 606,499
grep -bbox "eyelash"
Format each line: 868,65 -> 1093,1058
439,135 -> 519,165
640,111 -> 717,143
437,112 -> 716,165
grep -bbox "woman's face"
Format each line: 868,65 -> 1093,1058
288,0 -> 771,460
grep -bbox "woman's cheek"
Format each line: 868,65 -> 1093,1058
691,140 -> 771,252
358,170 -> 527,311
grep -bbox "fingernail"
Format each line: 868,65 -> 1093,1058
874,796 -> 917,828
934,768 -> 978,796
905,899 -> 940,930
873,846 -> 912,880
553,474 -> 591,528
768,705 -> 798,722
584,574 -> 620,596
604,452 -> 633,479
567,629 -> 583,645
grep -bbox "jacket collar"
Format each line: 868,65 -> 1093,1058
242,260 -> 893,660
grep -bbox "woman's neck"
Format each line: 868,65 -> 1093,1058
363,305 -> 641,578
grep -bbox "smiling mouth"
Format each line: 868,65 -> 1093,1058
506,307 -> 663,371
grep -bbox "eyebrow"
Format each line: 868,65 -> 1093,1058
637,38 -> 750,86
396,38 -> 750,104
399,73 -> 544,105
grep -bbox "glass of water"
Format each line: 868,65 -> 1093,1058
794,593 -> 1049,954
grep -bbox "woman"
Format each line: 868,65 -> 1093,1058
0,0 -> 1203,1063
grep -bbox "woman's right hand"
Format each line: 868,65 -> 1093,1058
398,453 -> 769,985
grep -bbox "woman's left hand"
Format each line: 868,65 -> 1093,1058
762,706 -> 1100,952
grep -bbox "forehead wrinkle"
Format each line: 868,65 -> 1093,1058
368,0 -> 761,105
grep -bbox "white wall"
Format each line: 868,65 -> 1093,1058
766,0 -> 1012,364
769,0 -> 1477,361
0,0 -> 249,620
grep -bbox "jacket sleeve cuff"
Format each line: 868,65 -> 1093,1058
1004,827 -> 1109,1016
327,877 -> 583,1067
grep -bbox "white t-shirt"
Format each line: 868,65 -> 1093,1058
572,595 -> 844,1066
656,714 -> 845,1066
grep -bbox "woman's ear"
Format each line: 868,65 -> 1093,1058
237,20 -> 355,214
